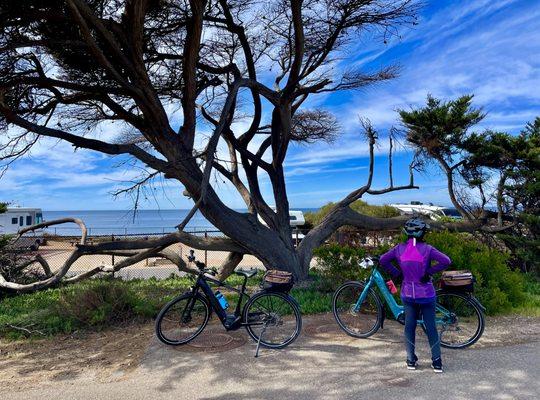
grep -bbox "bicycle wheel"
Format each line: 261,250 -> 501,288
434,292 -> 485,349
155,292 -> 210,345
243,291 -> 302,349
332,281 -> 383,338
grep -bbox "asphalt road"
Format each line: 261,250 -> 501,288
4,321 -> 538,400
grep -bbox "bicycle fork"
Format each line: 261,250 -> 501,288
353,279 -> 373,312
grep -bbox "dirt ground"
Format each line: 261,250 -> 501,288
0,322 -> 155,391
1,314 -> 539,392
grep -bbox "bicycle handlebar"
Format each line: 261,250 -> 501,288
188,252 -> 218,276
359,255 -> 380,269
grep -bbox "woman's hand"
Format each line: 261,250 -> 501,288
393,272 -> 403,284
420,272 -> 431,284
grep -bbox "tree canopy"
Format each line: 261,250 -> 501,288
0,0 -> 423,288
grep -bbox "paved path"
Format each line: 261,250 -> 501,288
3,318 -> 539,400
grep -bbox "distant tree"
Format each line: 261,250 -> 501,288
400,95 -> 539,274
398,95 -> 485,219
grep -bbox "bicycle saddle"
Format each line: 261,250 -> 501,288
235,269 -> 257,278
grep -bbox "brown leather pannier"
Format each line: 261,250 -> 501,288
440,270 -> 475,292
262,270 -> 294,292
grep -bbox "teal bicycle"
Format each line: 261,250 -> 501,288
332,256 -> 485,349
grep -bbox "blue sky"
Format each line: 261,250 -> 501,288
1,0 -> 539,211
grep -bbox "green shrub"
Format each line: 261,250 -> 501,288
291,286 -> 333,314
0,277 -> 193,338
56,281 -> 137,327
0,273 -> 265,339
313,244 -> 369,291
424,231 -> 526,314
304,200 -> 399,228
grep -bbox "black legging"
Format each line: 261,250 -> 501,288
403,300 -> 441,361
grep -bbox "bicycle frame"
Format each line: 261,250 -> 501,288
189,272 -> 266,331
354,265 -> 455,326
354,266 -> 404,320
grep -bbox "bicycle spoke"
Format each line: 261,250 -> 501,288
245,293 -> 301,348
156,294 -> 209,345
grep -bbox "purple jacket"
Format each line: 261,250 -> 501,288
380,239 -> 451,302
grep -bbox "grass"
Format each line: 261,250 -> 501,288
510,275 -> 540,317
1,271 -> 539,340
0,272 -> 331,339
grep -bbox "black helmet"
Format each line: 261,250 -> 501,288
403,218 -> 430,238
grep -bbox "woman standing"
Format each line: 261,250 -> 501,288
380,218 -> 451,373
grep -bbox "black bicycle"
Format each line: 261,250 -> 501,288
155,250 -> 302,356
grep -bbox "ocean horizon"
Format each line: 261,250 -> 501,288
43,208 -> 318,236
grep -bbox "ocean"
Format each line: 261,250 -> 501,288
43,209 -> 317,236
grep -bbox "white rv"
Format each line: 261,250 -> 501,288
389,202 -> 462,220
257,209 -> 306,245
257,209 -> 306,227
0,207 -> 44,235
288,210 -> 306,227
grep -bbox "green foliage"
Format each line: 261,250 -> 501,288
461,118 -> 540,276
0,277 -> 192,338
304,200 -> 400,228
399,94 -> 485,160
291,285 -> 334,314
499,118 -> 540,276
57,281 -> 135,326
313,244 -> 368,291
424,231 -> 525,314
0,273 -> 266,339
514,276 -> 540,317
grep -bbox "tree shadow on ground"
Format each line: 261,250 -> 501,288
139,314 -> 539,400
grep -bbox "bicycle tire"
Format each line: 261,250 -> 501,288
332,281 -> 383,338
155,292 -> 210,346
243,291 -> 302,349
433,292 -> 485,349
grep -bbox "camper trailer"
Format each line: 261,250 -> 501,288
257,209 -> 306,246
0,206 -> 44,235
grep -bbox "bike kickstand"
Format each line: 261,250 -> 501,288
255,322 -> 268,358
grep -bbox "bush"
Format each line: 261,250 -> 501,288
0,277 -> 193,338
304,200 -> 399,228
424,231 -> 526,314
56,281 -> 138,327
0,274 -> 265,338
